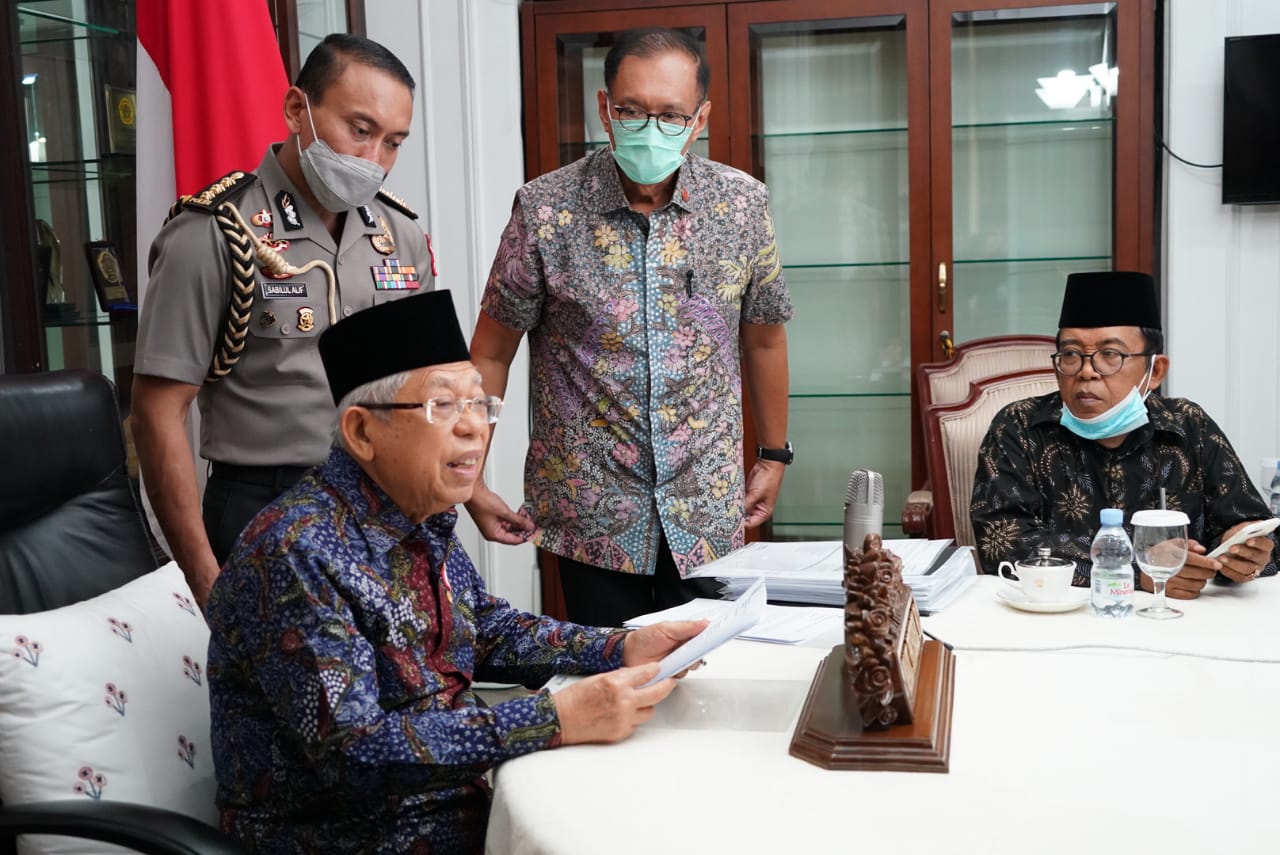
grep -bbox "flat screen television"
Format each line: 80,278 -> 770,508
1222,33 -> 1280,205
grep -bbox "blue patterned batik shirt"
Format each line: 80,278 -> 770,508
482,147 -> 793,578
206,448 -> 628,854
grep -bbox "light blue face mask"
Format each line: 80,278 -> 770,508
1060,360 -> 1155,441
610,119 -> 695,185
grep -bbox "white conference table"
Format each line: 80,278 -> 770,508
486,576 -> 1280,854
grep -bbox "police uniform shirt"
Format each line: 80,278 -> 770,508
136,145 -> 434,467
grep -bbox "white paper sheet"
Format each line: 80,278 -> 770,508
641,577 -> 767,686
625,598 -> 842,644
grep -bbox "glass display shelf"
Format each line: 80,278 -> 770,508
773,394 -> 910,534
44,314 -> 116,328
953,253 -> 1110,265
787,261 -> 908,270
753,118 -> 1109,140
785,264 -> 909,396
30,155 -> 135,185
758,126 -> 907,139
950,256 -> 1111,341
952,117 -> 1112,131
18,4 -> 124,44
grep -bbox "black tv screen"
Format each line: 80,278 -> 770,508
1222,34 -> 1280,205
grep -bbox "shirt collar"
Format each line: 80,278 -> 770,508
258,144 -> 316,242
582,147 -> 705,215
319,447 -> 458,556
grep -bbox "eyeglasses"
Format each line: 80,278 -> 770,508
357,395 -> 503,425
608,100 -> 700,135
1051,348 -> 1154,377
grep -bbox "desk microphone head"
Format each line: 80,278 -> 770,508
844,469 -> 884,553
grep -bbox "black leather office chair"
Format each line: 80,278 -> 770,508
0,370 -> 241,854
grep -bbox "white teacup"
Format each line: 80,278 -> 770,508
997,551 -> 1075,602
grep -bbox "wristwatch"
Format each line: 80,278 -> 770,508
756,441 -> 794,465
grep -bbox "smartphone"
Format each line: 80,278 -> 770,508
1207,518 -> 1280,559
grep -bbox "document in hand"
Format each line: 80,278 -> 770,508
641,576 -> 767,687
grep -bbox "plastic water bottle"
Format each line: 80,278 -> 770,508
1090,507 -> 1134,618
1269,462 -> 1280,518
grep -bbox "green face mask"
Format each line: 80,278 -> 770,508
610,119 -> 694,185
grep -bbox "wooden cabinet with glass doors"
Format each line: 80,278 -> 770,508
521,0 -> 1154,549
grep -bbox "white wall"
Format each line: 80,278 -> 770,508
366,0 -> 538,611
1164,0 -> 1280,497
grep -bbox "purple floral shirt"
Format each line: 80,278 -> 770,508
483,148 -> 793,576
206,448 -> 627,854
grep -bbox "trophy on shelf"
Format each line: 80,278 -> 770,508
85,240 -> 135,312
790,533 -> 956,772
104,85 -> 136,155
37,218 -> 78,324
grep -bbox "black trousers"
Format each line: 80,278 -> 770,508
556,535 -> 723,628
202,463 -> 309,564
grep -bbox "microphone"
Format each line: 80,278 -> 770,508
843,469 -> 884,554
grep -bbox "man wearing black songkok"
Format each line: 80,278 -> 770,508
970,271 -> 1276,598
205,290 -> 705,853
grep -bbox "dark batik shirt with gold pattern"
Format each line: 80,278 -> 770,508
971,391 -> 1279,585
207,448 -> 627,854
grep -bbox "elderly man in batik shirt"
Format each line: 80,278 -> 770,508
971,271 -> 1276,598
466,28 -> 794,627
206,290 -> 704,854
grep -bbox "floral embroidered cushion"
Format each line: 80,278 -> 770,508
0,562 -> 216,854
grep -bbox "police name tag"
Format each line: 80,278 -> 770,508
261,281 -> 309,299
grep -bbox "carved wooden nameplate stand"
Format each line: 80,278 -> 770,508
790,534 -> 955,772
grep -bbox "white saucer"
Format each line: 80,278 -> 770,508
996,587 -> 1090,613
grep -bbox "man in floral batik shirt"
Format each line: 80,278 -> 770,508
971,271 -> 1276,598
206,290 -> 704,854
467,28 -> 794,626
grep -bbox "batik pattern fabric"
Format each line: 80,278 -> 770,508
971,391 -> 1279,585
482,147 -> 793,577
206,448 -> 627,854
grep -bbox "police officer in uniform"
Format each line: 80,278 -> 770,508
133,34 -> 433,607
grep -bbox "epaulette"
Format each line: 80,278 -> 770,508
376,187 -> 418,220
177,171 -> 259,214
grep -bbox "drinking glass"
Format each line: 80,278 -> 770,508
1131,509 -> 1190,620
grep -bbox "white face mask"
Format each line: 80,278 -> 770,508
1059,358 -> 1155,441
296,94 -> 386,212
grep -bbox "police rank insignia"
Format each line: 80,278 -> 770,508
297,306 -> 316,332
371,258 -> 420,290
370,216 -> 396,255
357,205 -> 377,228
275,190 -> 303,231
250,208 -> 272,227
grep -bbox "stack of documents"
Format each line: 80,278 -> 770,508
685,539 -> 977,614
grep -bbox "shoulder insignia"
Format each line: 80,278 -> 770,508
376,187 -> 418,220
178,171 -> 259,214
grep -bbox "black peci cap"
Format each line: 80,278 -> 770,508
319,290 -> 471,405
1058,271 -> 1161,330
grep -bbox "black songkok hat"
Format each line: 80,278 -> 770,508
1057,271 -> 1161,330
320,290 -> 471,405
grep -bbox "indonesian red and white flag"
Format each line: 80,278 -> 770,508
136,0 -> 288,300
